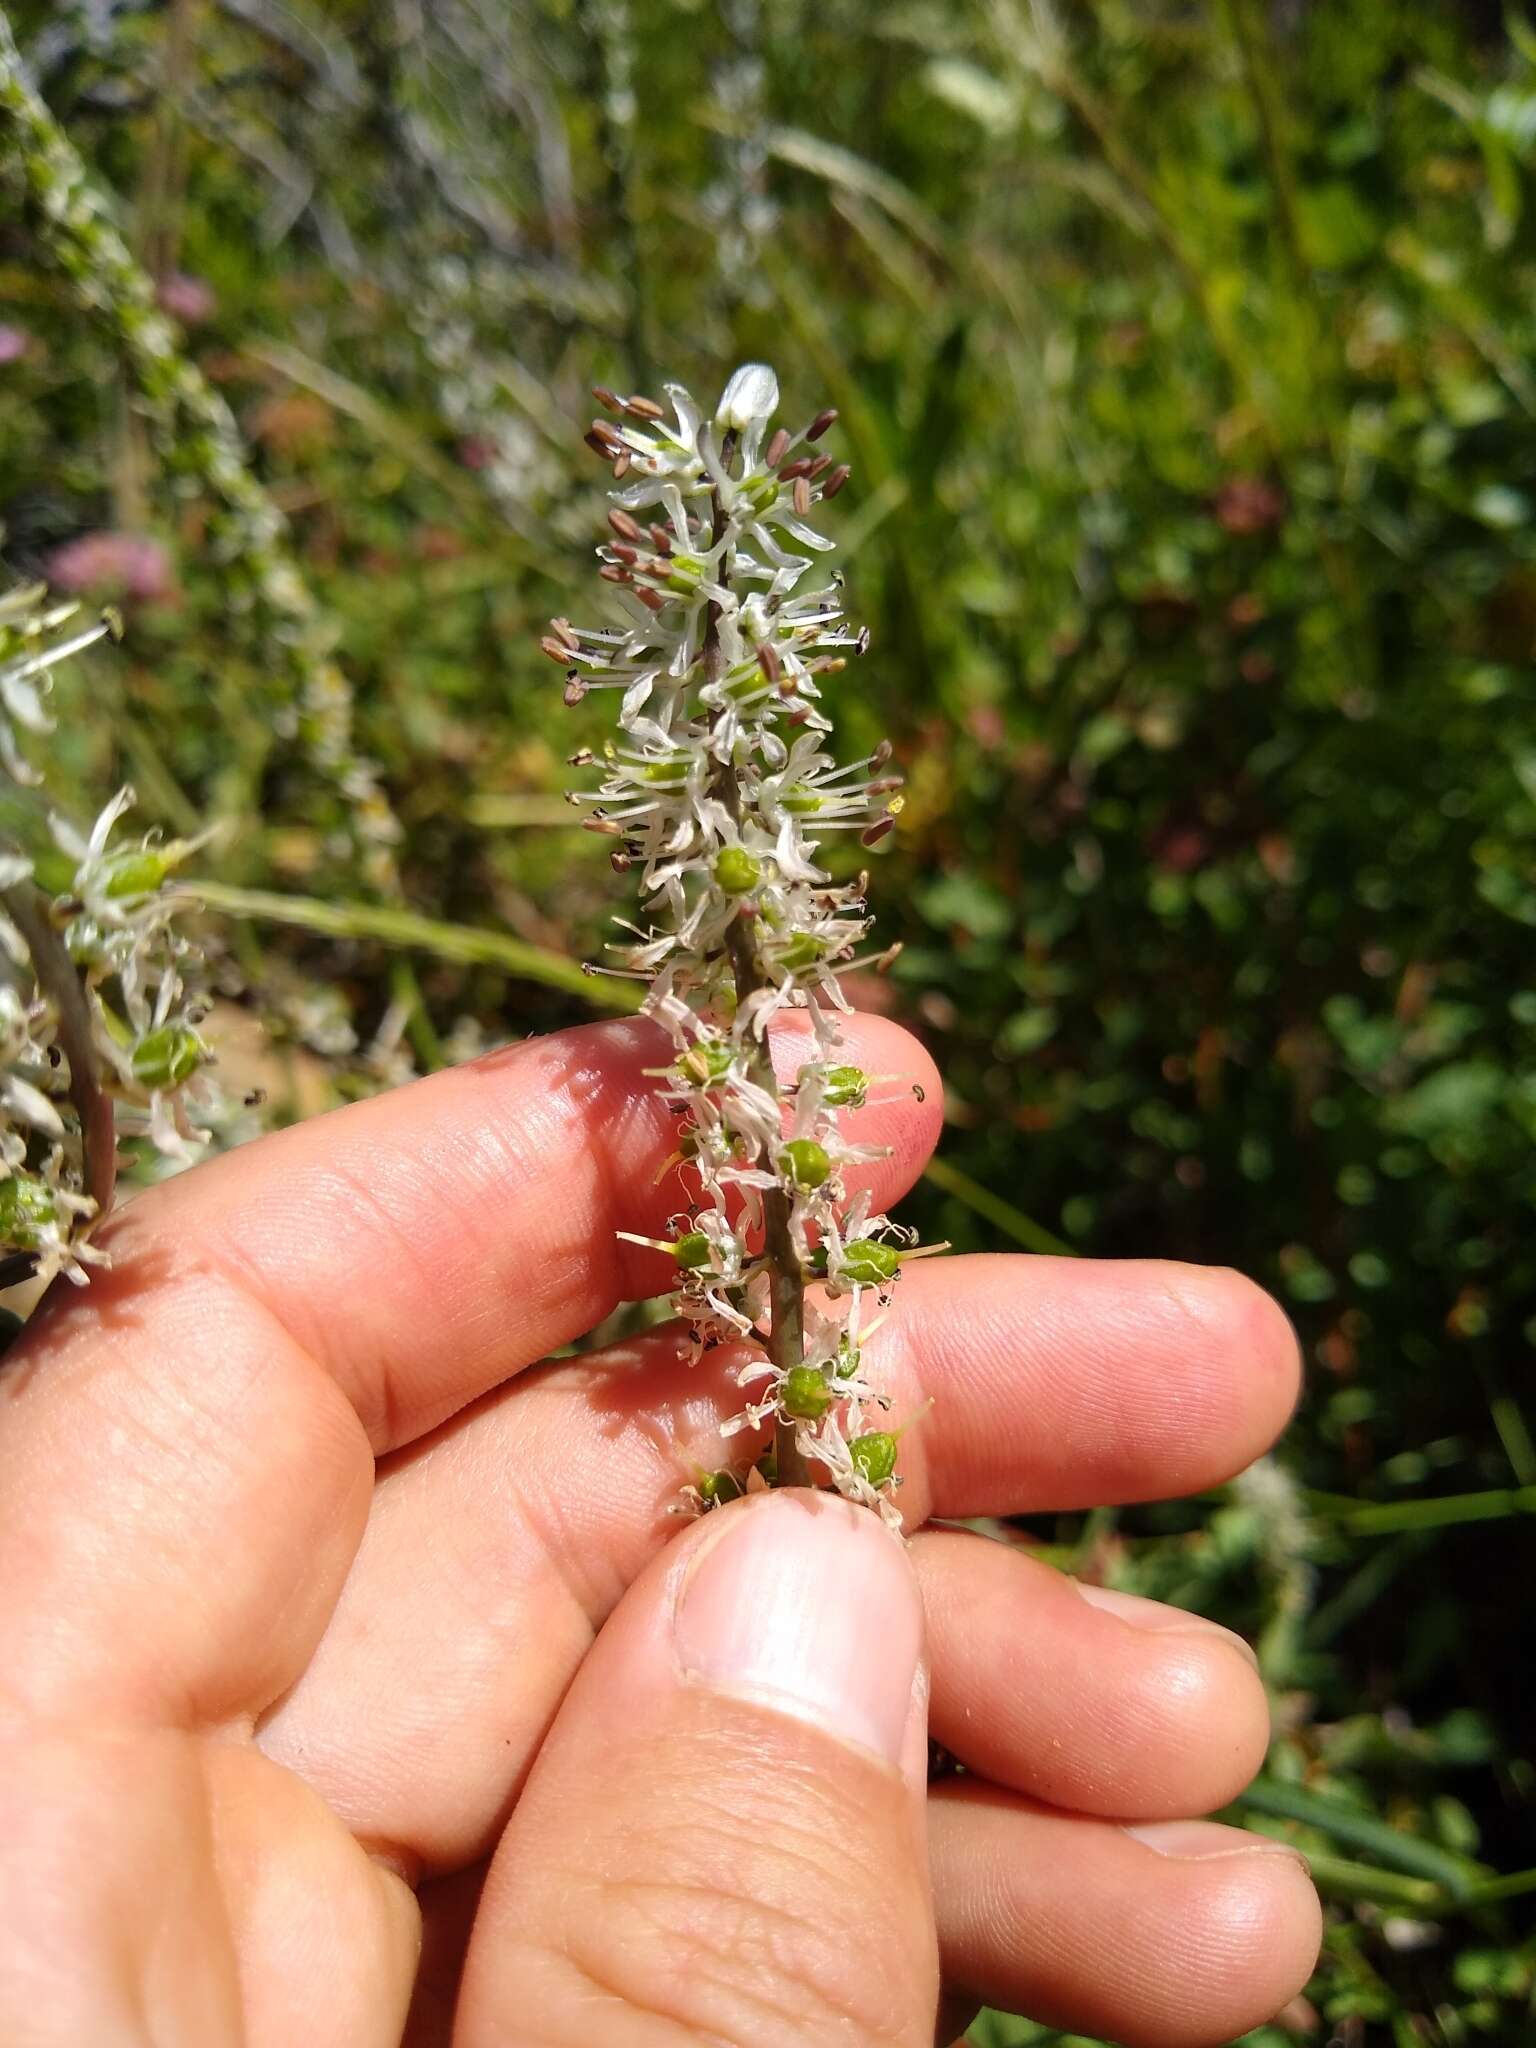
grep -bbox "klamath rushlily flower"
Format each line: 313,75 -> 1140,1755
550,363 -> 940,1526
1,591 -> 218,1281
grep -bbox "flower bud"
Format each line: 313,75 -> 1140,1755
849,1431 -> 898,1488
713,845 -> 763,894
716,362 -> 779,432
781,1364 -> 833,1419
780,1138 -> 831,1190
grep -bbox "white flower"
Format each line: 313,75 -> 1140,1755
50,787 -> 212,932
1,589 -> 114,785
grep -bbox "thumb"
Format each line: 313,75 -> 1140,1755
455,1487 -> 937,2048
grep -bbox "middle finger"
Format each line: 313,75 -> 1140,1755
258,1254 -> 1296,1874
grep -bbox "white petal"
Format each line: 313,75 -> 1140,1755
715,362 -> 779,433
1,1074 -> 65,1138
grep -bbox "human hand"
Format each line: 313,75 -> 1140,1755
0,1013 -> 1319,2047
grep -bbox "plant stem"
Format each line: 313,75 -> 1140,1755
701,432 -> 810,1488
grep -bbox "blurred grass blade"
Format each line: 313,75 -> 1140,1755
922,1155 -> 1074,1256
755,126 -> 949,261
1336,1486 -> 1536,1537
243,340 -> 551,548
183,882 -> 640,1012
1238,1779 -> 1487,1894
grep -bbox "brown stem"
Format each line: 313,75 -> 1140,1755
702,432 -> 810,1489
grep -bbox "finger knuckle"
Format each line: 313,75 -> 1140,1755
544,1774 -> 930,2047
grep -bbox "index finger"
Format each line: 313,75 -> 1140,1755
0,1012 -> 938,1725
37,1010 -> 942,1451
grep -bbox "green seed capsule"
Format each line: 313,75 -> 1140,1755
779,785 -> 823,816
834,1338 -> 862,1379
678,1039 -> 735,1085
782,1365 -> 833,1419
713,846 -> 763,894
777,931 -> 827,973
781,1138 -> 831,1190
130,1024 -> 204,1089
0,1173 -> 59,1246
849,1432 -> 898,1487
102,850 -> 169,900
838,1238 -> 902,1286
673,1230 -> 713,1270
822,1064 -> 868,1108
699,1469 -> 744,1505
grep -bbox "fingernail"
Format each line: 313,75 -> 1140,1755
674,1490 -> 922,1768
1074,1582 -> 1260,1669
1125,1820 -> 1308,1865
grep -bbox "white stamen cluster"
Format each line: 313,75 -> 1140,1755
48,788 -> 216,1160
548,363 -> 934,1522
1,587 -> 216,1287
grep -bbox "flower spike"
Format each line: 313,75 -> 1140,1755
551,364 -> 931,1521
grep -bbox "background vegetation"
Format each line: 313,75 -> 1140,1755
3,1 -> 1535,2039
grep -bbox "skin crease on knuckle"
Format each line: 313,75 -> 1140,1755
495,1720 -> 934,2048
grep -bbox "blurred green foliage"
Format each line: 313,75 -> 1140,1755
4,0 -> 1536,2039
